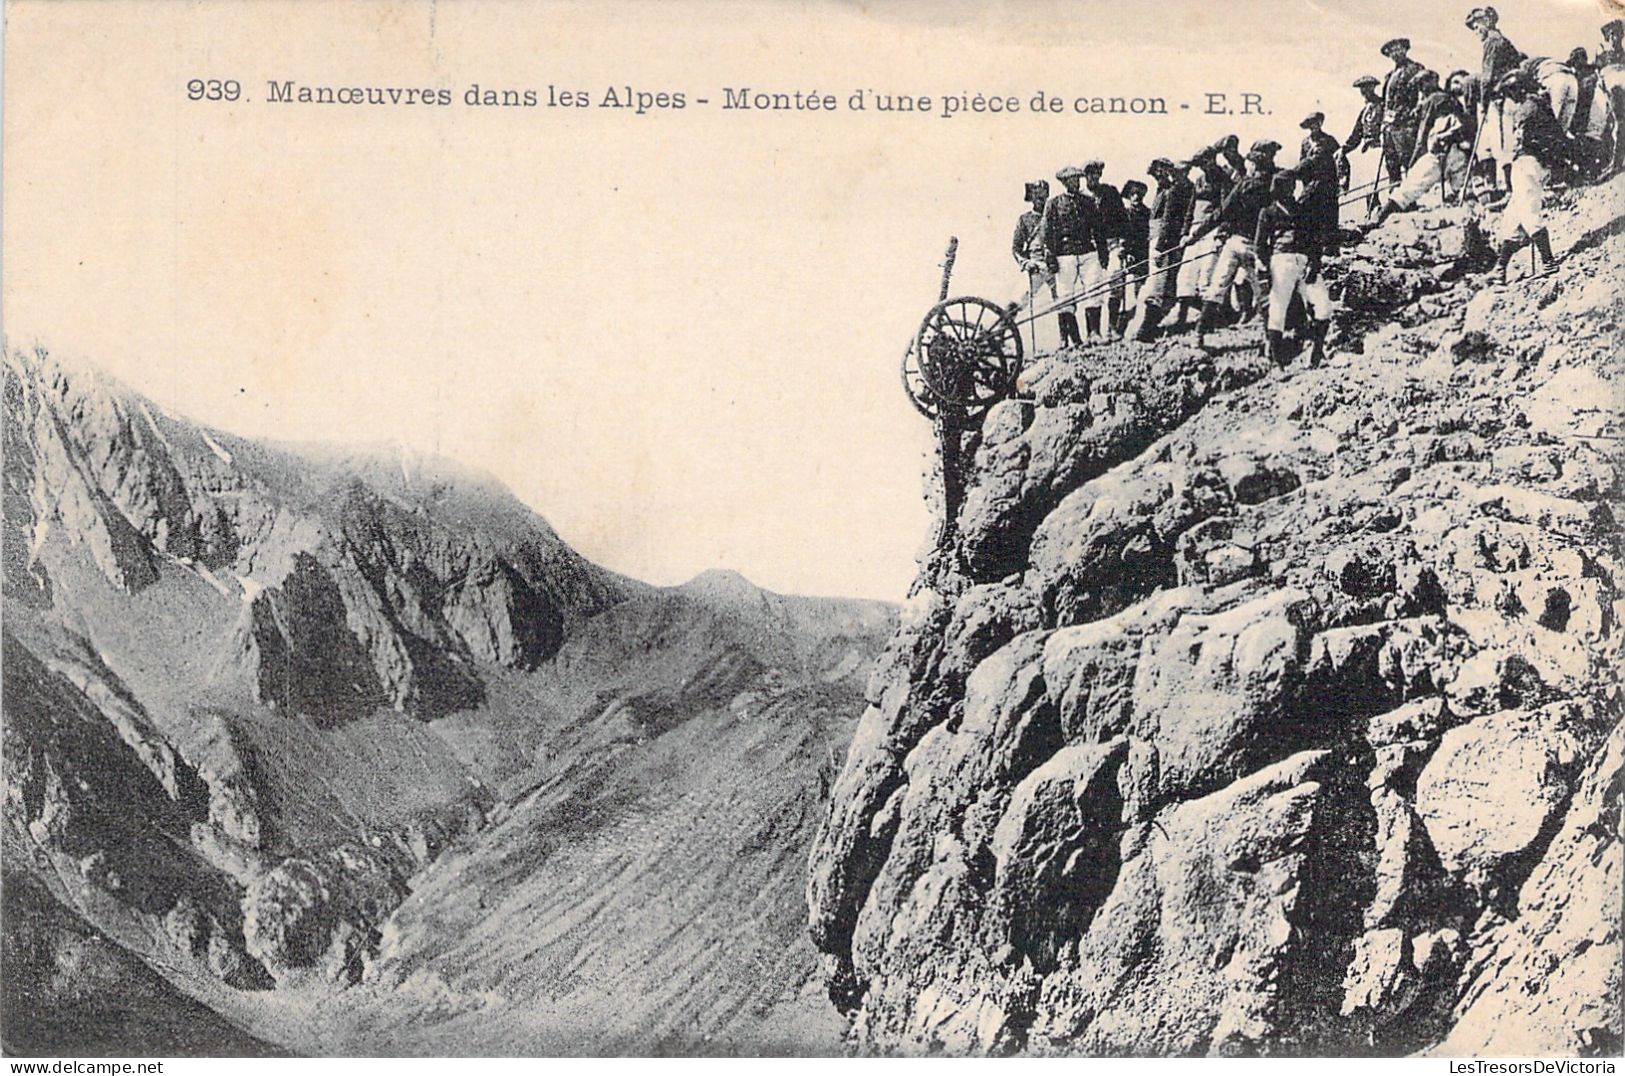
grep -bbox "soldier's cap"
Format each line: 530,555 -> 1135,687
1353,74 -> 1381,88
1299,111 -> 1325,128
1465,7 -> 1497,28
1056,165 -> 1086,180
1024,180 -> 1050,200
1082,159 -> 1106,173
1604,19 -> 1624,37
1416,68 -> 1441,85
1121,179 -> 1148,197
1446,68 -> 1471,86
1249,139 -> 1282,155
1148,156 -> 1177,173
1381,37 -> 1411,57
1570,47 -> 1590,66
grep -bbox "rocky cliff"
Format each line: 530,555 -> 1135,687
808,177 -> 1624,1055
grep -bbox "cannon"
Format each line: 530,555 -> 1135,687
901,238 -> 1026,420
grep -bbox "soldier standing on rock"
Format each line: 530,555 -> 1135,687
1119,180 -> 1152,338
1494,72 -> 1562,281
1082,160 -> 1129,340
1191,140 -> 1279,351
1343,76 -> 1386,193
1254,171 -> 1334,368
1380,38 -> 1428,189
1298,112 -> 1345,240
1040,164 -> 1108,348
1133,157 -> 1194,342
1171,141 -> 1237,331
1012,180 -> 1055,339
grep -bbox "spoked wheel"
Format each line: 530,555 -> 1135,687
915,296 -> 1025,414
899,337 -> 940,419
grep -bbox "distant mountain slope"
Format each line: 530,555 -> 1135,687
1,347 -> 894,1054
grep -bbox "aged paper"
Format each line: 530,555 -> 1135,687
3,0 -> 1621,1061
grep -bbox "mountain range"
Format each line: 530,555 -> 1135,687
1,346 -> 894,1055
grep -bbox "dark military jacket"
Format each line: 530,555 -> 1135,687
1124,203 -> 1151,269
1086,181 -> 1129,240
1510,94 -> 1568,163
1343,99 -> 1385,152
1301,128 -> 1349,189
1382,58 -> 1428,125
1254,195 -> 1318,261
1411,90 -> 1471,165
1040,190 -> 1109,257
1149,173 -> 1195,251
1012,208 -> 1046,267
1210,168 -> 1276,239
1481,30 -> 1527,96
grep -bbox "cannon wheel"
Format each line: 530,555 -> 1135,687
915,296 -> 1024,413
899,337 -> 940,419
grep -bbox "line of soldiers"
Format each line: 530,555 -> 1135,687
1013,128 -> 1340,365
1013,10 -> 1621,364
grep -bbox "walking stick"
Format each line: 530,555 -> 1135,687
1368,136 -> 1389,218
1454,113 -> 1487,205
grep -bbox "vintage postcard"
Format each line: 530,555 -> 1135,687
2,0 -> 1620,1061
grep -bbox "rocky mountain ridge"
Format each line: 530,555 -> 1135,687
2,347 -> 893,1054
807,177 -> 1624,1055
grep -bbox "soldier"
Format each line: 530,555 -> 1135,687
1134,157 -> 1194,342
1119,180 -> 1151,336
1446,69 -> 1481,143
1040,164 -> 1108,348
1562,49 -> 1610,179
1599,19 -> 1625,68
1600,21 -> 1625,174
1380,38 -> 1428,188
1082,160 -> 1128,340
1011,180 -> 1055,334
1468,6 -> 1527,192
1172,141 -> 1237,329
1495,72 -> 1562,280
1298,112 -> 1345,241
1446,69 -> 1493,195
1513,54 -> 1582,133
1210,134 -> 1247,192
1254,171 -> 1334,368
1343,75 -> 1386,180
1373,70 -> 1473,222
1190,139 -> 1279,351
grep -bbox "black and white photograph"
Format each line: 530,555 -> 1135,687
1,0 -> 1621,1060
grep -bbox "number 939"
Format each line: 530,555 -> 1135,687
187,79 -> 241,102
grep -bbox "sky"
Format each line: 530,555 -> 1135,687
3,0 -> 1612,600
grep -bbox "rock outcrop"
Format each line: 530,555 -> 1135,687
809,178 -> 1623,1055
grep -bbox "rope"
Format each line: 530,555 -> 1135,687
1013,238 -> 1221,328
